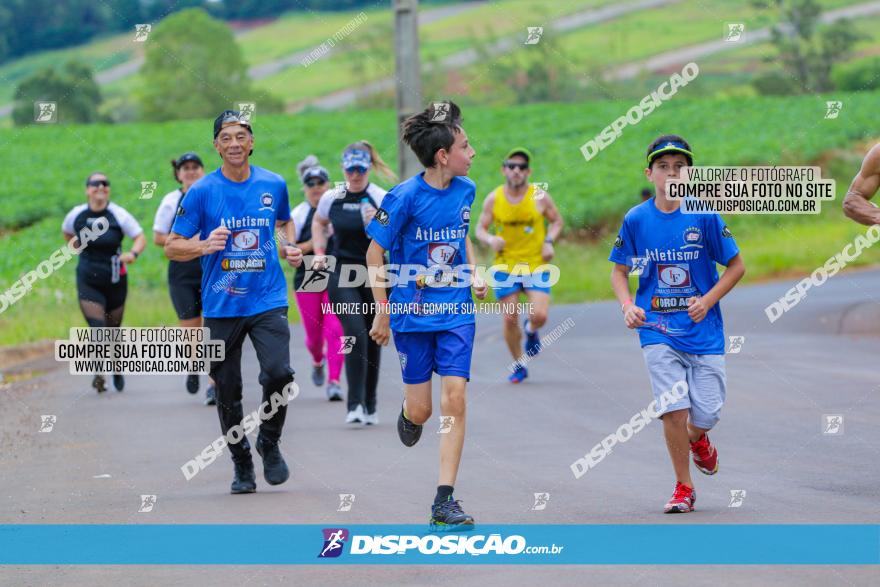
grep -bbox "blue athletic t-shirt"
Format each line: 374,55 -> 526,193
608,198 -> 739,354
366,172 -> 476,333
171,165 -> 291,318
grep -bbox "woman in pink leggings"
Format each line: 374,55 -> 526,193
291,156 -> 344,400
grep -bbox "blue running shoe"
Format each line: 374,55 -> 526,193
523,318 -> 541,357
508,364 -> 528,384
430,497 -> 475,532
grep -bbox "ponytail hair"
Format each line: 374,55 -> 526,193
345,140 -> 397,183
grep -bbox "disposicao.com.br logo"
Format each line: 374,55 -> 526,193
317,528 -> 563,558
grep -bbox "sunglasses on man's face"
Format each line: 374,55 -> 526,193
504,162 -> 528,171
305,179 -> 327,188
87,179 -> 110,188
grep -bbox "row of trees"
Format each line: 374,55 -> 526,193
12,9 -> 283,126
752,0 -> 865,95
10,1 -> 880,125
0,0 -> 385,65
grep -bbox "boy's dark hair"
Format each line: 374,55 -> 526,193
401,101 -> 463,168
646,134 -> 693,168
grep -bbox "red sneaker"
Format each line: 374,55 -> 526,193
664,482 -> 695,514
690,433 -> 719,475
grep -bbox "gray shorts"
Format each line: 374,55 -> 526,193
642,343 -> 727,429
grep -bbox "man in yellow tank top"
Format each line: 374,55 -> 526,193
476,147 -> 564,383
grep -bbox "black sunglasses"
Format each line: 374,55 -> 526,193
504,162 -> 528,171
87,179 -> 110,187
305,179 -> 327,188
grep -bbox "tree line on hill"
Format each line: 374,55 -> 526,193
9,0 -> 880,126
0,0 -> 381,64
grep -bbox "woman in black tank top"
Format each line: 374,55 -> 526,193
153,152 -> 217,403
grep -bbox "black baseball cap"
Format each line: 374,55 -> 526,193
302,165 -> 329,183
174,152 -> 203,168
213,110 -> 253,139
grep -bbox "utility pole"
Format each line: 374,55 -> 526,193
393,0 -> 422,181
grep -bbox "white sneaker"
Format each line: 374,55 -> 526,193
362,411 -> 379,426
345,404 -> 365,424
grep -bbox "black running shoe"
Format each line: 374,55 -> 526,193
112,374 -> 124,392
204,385 -> 216,406
255,436 -> 290,485
397,405 -> 423,447
186,374 -> 199,394
92,374 -> 106,393
230,459 -> 256,494
430,497 -> 475,532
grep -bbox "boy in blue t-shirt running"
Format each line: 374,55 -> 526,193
609,134 -> 746,514
366,101 -> 488,531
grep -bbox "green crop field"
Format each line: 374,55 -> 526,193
1,91 -> 879,345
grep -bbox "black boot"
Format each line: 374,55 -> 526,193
230,459 -> 256,494
255,436 -> 290,486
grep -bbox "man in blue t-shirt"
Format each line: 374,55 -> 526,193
608,135 -> 745,514
165,110 -> 303,495
366,101 -> 488,532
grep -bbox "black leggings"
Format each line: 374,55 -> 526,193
78,276 -> 127,328
327,268 -> 380,414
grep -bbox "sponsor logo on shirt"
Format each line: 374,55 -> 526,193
231,229 -> 259,251
221,258 -> 267,272
460,206 -> 470,226
375,208 -> 390,226
503,219 -> 533,228
428,242 -> 459,265
259,192 -> 274,211
651,295 -> 691,313
613,236 -> 624,249
682,226 -> 703,249
722,225 -> 733,238
657,263 -> 691,288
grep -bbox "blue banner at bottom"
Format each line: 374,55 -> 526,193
1,524 -> 878,565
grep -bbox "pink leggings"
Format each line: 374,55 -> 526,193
295,290 -> 344,382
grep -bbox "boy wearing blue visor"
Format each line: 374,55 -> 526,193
608,135 -> 746,514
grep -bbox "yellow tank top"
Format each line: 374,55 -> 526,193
491,184 -> 546,272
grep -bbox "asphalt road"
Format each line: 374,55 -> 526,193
2,268 -> 880,585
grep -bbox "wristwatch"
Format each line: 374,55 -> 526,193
544,237 -> 553,244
